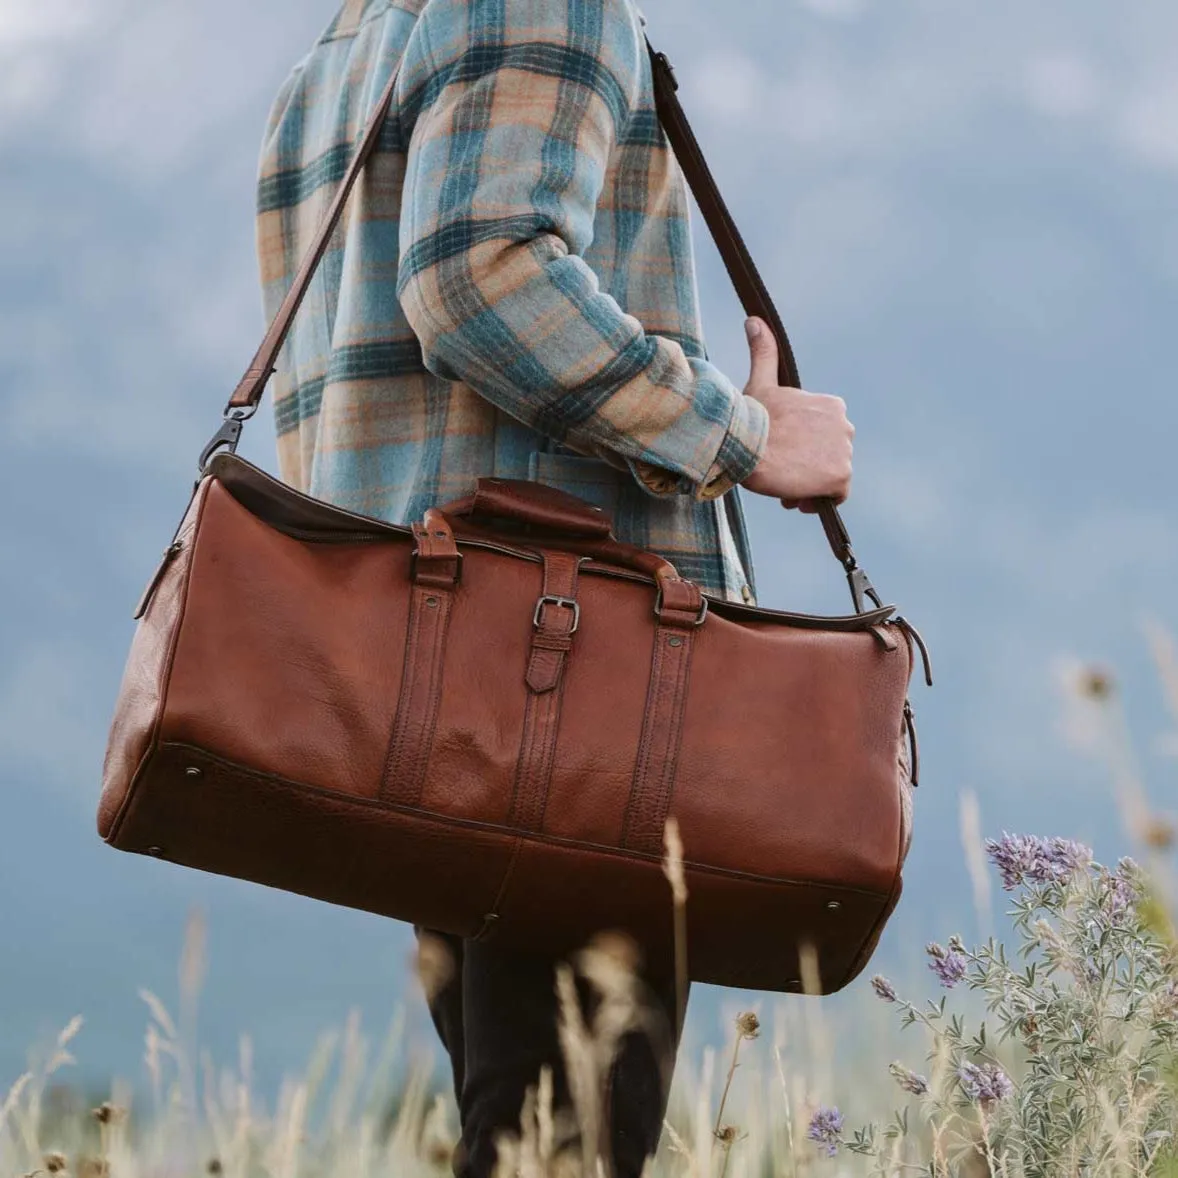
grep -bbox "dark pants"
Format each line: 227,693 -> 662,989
419,930 -> 686,1178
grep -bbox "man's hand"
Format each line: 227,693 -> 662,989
739,317 -> 854,513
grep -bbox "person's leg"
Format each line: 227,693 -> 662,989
419,928 -> 685,1178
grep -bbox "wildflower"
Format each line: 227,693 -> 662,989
958,1061 -> 1014,1107
926,942 -> 967,988
735,1012 -> 761,1040
806,1106 -> 844,1157
870,975 -> 897,1002
888,1062 -> 929,1095
43,1154 -> 68,1174
986,834 -> 1040,890
985,834 -> 1092,890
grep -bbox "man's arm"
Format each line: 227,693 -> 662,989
394,0 -> 768,501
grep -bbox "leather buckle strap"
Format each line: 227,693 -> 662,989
654,578 -> 708,629
410,509 -> 462,589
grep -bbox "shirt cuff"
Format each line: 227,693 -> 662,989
629,391 -> 770,502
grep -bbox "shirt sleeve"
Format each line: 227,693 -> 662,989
394,0 -> 768,501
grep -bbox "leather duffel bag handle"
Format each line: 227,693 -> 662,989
425,482 -> 710,625
442,477 -> 615,540
201,35 -> 883,615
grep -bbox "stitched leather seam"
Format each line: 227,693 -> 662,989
623,626 -> 692,853
380,585 -> 452,805
621,628 -> 665,849
639,628 -> 694,854
152,740 -> 894,898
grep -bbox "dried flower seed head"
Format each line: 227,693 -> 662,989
207,1160 -> 223,1175
714,1124 -> 739,1145
806,1106 -> 844,1157
662,817 -> 688,906
90,1102 -> 125,1125
735,1012 -> 761,1039
888,1062 -> 929,1096
1154,979 -> 1178,1022
43,1153 -> 68,1173
413,933 -> 456,1005
958,1061 -> 1013,1107
1141,817 -> 1176,850
427,1140 -> 454,1167
870,975 -> 897,1002
1074,665 -> 1116,700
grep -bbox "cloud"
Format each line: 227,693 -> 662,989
0,0 -> 95,48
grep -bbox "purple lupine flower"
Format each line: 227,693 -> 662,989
985,834 -> 1092,890
888,1062 -> 929,1095
958,1062 -> 1014,1107
1103,857 -> 1142,921
871,975 -> 897,1002
806,1106 -> 844,1157
1034,837 -> 1093,883
985,834 -> 1040,890
926,942 -> 967,988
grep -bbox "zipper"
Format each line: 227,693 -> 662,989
132,540 -> 185,621
903,699 -> 920,788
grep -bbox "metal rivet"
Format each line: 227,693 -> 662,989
827,900 -> 842,911
668,636 -> 683,648
185,766 -> 202,779
147,846 -> 165,858
425,596 -> 439,608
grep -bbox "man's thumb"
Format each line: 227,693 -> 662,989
745,317 -> 777,386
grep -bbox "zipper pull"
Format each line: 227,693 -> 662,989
132,540 -> 184,620
894,615 -> 933,687
903,699 -> 920,788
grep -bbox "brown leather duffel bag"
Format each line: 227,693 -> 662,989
97,39 -> 931,994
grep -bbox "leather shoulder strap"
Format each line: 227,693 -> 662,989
644,42 -> 861,580
225,60 -> 404,414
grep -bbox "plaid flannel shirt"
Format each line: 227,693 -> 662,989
256,0 -> 769,600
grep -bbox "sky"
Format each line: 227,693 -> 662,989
1,0 -> 1176,1104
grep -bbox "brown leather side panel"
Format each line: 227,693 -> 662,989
97,479 -> 210,841
670,614 -> 913,893
161,481 -> 411,799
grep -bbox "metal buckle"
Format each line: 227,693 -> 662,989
653,588 -> 709,627
533,595 -> 580,634
654,50 -> 679,92
197,404 -> 260,474
847,564 -> 883,615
